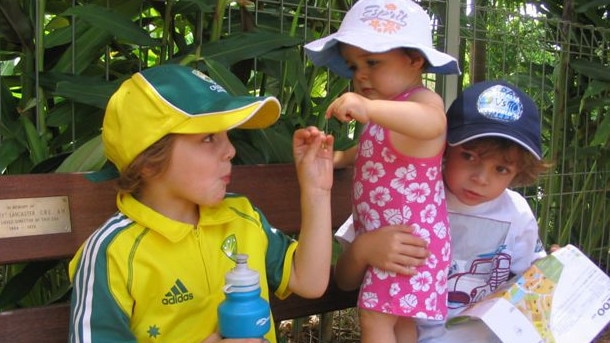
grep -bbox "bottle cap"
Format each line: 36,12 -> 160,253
224,254 -> 260,293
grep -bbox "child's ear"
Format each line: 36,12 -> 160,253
140,163 -> 158,179
404,50 -> 426,70
412,53 -> 426,69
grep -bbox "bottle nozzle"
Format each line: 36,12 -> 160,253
235,254 -> 249,267
224,253 -> 260,292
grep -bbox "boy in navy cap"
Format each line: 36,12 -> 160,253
334,80 -> 551,342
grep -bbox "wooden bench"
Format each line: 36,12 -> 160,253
0,164 -> 357,342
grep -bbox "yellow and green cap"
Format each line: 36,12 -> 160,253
102,64 -> 281,171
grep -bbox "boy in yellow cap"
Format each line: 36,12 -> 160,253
68,64 -> 334,343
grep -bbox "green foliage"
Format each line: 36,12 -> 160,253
0,0 -> 353,175
0,261 -> 70,311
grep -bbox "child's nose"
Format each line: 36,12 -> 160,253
470,166 -> 489,185
226,142 -> 236,160
353,68 -> 367,81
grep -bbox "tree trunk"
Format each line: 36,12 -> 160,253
471,0 -> 488,83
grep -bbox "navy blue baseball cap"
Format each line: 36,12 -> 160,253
447,80 -> 542,160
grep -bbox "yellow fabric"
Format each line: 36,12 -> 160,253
69,194 -> 296,343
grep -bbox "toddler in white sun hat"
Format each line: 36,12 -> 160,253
305,0 -> 460,342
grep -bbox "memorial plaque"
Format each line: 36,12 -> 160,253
0,196 -> 71,238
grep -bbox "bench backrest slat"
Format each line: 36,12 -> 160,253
0,304 -> 70,343
0,165 -> 353,264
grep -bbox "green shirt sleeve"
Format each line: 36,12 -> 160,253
255,207 -> 297,298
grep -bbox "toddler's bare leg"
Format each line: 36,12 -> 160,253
359,308 -> 398,343
395,317 -> 417,343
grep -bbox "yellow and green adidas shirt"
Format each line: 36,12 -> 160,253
69,192 -> 296,343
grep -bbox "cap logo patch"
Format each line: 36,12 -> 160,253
477,85 -> 523,123
360,3 -> 408,34
192,69 -> 227,94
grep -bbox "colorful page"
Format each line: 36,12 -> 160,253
447,245 -> 610,343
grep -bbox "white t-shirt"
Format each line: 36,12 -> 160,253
335,189 -> 546,343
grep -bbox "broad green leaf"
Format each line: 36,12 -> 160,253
44,22 -> 89,49
0,119 -> 26,146
591,116 -> 610,147
51,0 -> 145,74
255,125 -> 294,162
0,81 -> 19,120
174,0 -> 217,13
0,138 -> 24,171
55,78 -> 121,108
62,4 -> 157,47
231,138 -> 269,164
259,47 -> 309,104
0,0 -> 33,50
203,58 -> 250,95
56,134 -> 106,172
202,32 -> 302,67
570,59 -> 610,82
51,25 -> 113,74
0,261 -> 59,309
19,116 -> 48,164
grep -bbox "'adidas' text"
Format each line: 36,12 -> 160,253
163,279 -> 194,305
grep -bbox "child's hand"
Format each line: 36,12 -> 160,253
326,92 -> 370,124
354,224 -> 429,275
292,126 -> 334,193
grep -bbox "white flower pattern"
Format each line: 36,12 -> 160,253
425,292 -> 438,312
353,181 -> 363,200
411,271 -> 432,292
405,182 -> 430,203
356,202 -> 380,232
361,160 -> 385,183
420,203 -> 437,224
369,186 -> 391,207
381,147 -> 396,163
383,208 -> 403,225
389,282 -> 401,297
390,165 -> 417,195
360,139 -> 374,158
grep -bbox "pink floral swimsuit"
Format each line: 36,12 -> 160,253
353,88 -> 451,320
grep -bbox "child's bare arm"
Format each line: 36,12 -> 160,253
327,90 -> 445,139
333,145 -> 357,169
289,126 -> 334,298
326,90 -> 446,157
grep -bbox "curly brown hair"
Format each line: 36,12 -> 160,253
460,137 -> 552,187
117,135 -> 176,196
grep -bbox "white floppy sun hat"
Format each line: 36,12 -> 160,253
304,0 -> 460,78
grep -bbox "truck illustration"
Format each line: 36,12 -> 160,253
448,252 -> 512,306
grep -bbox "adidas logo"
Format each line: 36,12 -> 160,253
162,279 -> 194,305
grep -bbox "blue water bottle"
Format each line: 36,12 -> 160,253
218,254 -> 271,339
